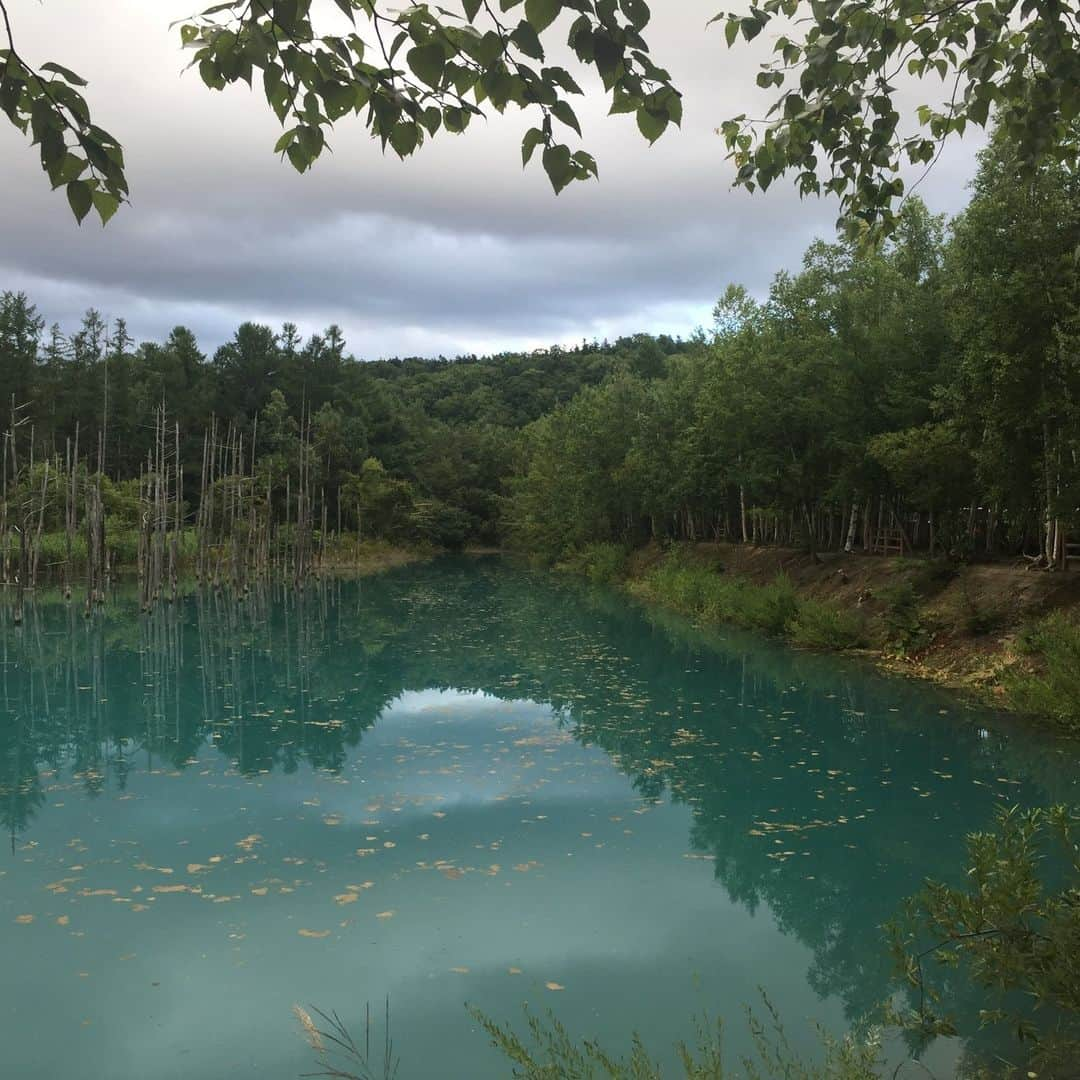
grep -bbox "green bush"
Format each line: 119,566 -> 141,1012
788,599 -> 865,650
407,499 -> 475,548
878,580 -> 934,654
635,560 -> 802,640
568,542 -> 630,585
1008,613 -> 1080,734
740,574 -> 799,636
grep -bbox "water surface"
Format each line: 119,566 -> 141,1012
1,558 -> 1076,1077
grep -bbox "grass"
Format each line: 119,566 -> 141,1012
788,599 -> 866,650
470,993 -> 882,1079
1008,612 -> 1080,735
627,554 -> 864,652
295,1000 -> 399,1080
299,995 -> 882,1080
1,528 -> 426,583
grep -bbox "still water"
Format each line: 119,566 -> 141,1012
1,558 -> 1076,1078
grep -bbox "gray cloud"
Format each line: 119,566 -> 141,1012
0,0 -> 984,358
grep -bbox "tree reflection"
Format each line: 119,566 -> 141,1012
0,558 -> 1075,1061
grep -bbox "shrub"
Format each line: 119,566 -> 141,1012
788,599 -> 865,650
572,542 -> 630,585
955,575 -> 1009,637
1008,613 -> 1080,734
740,574 -> 799,636
896,556 -> 957,594
888,804 -> 1080,1076
878,580 -> 934,654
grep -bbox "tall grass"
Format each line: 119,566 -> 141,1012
470,994 -> 882,1080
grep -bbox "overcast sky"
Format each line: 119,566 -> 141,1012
0,1 -> 984,359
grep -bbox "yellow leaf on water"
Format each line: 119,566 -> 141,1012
375,910 -> 395,920
187,864 -> 209,874
251,887 -> 269,896
298,928 -> 331,939
334,893 -> 359,905
236,835 -> 262,852
152,884 -> 192,894
508,967 -> 522,975
15,914 -> 33,925
545,982 -> 565,991
450,966 -> 470,974
57,915 -> 70,926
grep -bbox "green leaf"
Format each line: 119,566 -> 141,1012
541,142 -> 573,193
635,106 -> 668,143
407,43 -> 445,88
39,62 -> 89,87
49,152 -> 85,189
388,120 -> 419,157
522,125 -> 545,165
524,0 -> 561,33
91,188 -> 121,225
66,179 -> 92,223
620,0 -> 650,31
511,21 -> 544,60
550,99 -> 581,135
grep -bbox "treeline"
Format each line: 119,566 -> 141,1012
508,131 -> 1080,567
3,127 -> 1077,577
0,288 -> 685,585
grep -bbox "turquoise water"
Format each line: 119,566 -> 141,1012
1,558 -> 1076,1078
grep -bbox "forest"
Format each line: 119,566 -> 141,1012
2,129 -> 1077,595
3,121 -> 1080,1079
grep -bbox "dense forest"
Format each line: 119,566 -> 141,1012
1,128 -> 1077,585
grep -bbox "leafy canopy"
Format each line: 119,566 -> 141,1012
2,0 -> 1080,232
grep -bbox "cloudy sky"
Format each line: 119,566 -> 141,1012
1,1 -> 983,359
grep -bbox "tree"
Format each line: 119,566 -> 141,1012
717,0 -> 1080,236
888,804 -> 1080,1076
940,127 -> 1080,565
0,291 -> 43,419
5,0 -> 1079,233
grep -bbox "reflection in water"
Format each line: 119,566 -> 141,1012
1,558 -> 1076,1076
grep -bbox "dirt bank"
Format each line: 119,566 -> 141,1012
625,542 -> 1080,706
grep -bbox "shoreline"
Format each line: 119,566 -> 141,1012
561,541 -> 1080,735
